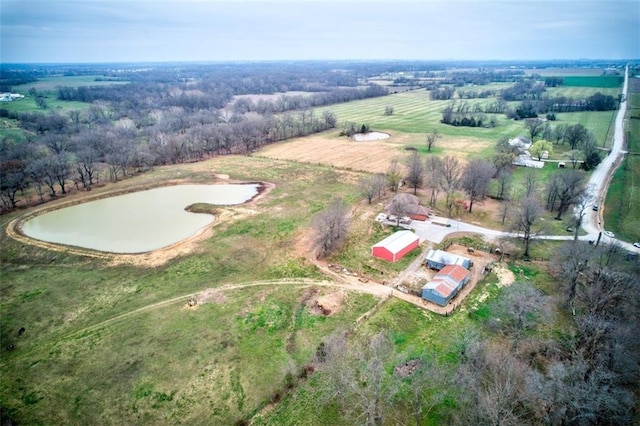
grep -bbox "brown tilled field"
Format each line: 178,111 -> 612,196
258,131 -> 488,173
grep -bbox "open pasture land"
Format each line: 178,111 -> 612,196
604,77 -> 640,242
12,75 -> 130,91
522,67 -> 617,77
0,155 -> 386,424
545,85 -> 620,99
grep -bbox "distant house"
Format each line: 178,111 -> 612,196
425,249 -> 472,270
0,93 -> 25,102
421,264 -> 470,306
508,136 -> 532,153
386,193 -> 430,221
372,230 -> 420,262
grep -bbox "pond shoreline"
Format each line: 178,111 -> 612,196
7,179 -> 275,266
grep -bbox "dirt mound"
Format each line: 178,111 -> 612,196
185,288 -> 227,309
308,291 -> 345,316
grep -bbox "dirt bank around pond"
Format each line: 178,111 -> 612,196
6,178 -> 275,267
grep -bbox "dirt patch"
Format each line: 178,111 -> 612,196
308,291 -> 345,316
185,288 -> 227,309
493,264 -> 516,287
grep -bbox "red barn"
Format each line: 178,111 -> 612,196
372,230 -> 420,262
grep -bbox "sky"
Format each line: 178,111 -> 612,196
1,0 -> 639,63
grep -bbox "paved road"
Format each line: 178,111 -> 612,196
580,65 -> 639,253
410,69 -> 638,254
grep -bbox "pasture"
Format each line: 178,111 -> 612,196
604,78 -> 640,242
0,155 -> 381,424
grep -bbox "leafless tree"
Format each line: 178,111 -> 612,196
438,156 -> 463,217
386,159 -> 403,193
388,195 -> 411,227
454,341 -> 529,426
523,118 -> 545,141
461,159 -> 496,212
496,169 -> 513,200
564,149 -> 583,169
522,168 -> 539,198
547,170 -> 586,220
359,174 -> 387,204
425,156 -> 442,207
312,198 -> 350,259
358,175 -> 379,204
512,196 -> 543,258
425,130 -> 441,152
405,151 -> 424,195
486,282 -> 551,351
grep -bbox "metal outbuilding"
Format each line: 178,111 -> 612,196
421,264 -> 470,306
371,230 -> 420,262
425,249 -> 472,270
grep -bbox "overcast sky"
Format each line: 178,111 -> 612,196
1,0 -> 638,63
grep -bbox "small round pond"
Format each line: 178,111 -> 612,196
352,132 -> 390,141
22,184 -> 259,253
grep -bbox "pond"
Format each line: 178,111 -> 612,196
352,132 -> 390,141
22,184 -> 259,253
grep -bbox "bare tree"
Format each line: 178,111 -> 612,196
312,198 -> 350,259
547,170 -> 586,220
523,168 -> 539,198
564,149 -> 583,169
496,169 -> 513,200
358,175 -> 379,205
425,130 -> 441,152
386,159 -> 403,193
523,118 -> 545,141
486,282 -> 551,351
405,151 -> 424,195
438,156 -> 462,217
461,159 -> 496,212
424,156 -> 442,207
512,196 -> 543,258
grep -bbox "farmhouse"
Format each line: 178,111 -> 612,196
372,230 -> 420,262
425,249 -> 472,270
387,193 -> 430,221
421,264 -> 470,306
0,93 -> 25,102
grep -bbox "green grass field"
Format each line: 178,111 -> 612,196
316,87 -> 618,150
604,78 -> 640,242
0,156 -> 380,424
559,75 -> 624,88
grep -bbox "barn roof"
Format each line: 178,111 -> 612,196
372,230 -> 419,254
422,265 -> 469,298
425,249 -> 471,266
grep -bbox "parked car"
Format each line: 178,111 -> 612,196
604,231 -> 615,238
633,242 -> 640,248
592,205 -> 599,211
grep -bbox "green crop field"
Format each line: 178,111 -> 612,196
559,75 -> 624,88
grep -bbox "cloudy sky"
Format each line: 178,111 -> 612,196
1,0 -> 638,63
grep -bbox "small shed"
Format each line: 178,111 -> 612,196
425,249 -> 472,270
421,264 -> 470,306
372,230 -> 420,262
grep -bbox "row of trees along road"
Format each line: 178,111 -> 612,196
0,64 -> 390,212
